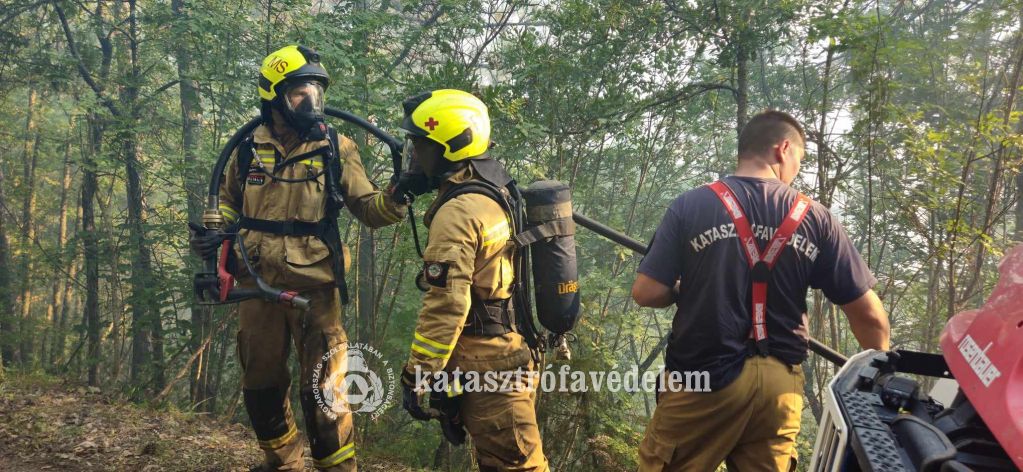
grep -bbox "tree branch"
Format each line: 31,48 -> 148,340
385,5 -> 446,77
638,334 -> 669,372
153,313 -> 231,403
466,1 -> 519,71
608,82 -> 737,125
138,80 -> 180,108
51,1 -> 120,117
0,0 -> 49,28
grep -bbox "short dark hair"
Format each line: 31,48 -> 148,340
737,110 -> 805,157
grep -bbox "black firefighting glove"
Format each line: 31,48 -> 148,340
188,222 -> 232,260
391,172 -> 431,205
401,367 -> 433,421
391,153 -> 431,205
430,391 -> 466,446
387,174 -> 409,206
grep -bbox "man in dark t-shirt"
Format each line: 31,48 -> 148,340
633,111 -> 890,471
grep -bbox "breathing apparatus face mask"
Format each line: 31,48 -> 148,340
277,80 -> 327,141
393,136 -> 434,199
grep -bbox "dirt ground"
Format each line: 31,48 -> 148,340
0,373 -> 408,471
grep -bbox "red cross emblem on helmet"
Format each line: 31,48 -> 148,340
425,117 -> 439,131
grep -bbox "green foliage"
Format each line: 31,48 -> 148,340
0,0 -> 1019,470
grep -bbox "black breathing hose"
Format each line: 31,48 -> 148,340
206,108 -> 403,200
199,107 -> 404,308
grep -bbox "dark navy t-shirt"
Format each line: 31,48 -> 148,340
638,176 -> 876,390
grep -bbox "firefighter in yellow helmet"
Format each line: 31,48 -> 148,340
393,89 -> 549,471
190,45 -> 406,472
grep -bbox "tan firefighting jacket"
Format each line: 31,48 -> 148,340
405,167 -> 532,376
219,123 -> 406,289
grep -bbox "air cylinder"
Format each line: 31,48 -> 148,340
521,180 -> 580,335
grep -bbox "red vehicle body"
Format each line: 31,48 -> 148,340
810,245 -> 1023,471
940,244 -> 1023,469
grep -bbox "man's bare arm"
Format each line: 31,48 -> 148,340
840,289 -> 891,351
632,273 -> 676,308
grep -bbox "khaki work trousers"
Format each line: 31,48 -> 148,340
238,285 -> 356,472
638,356 -> 804,472
460,371 -> 549,471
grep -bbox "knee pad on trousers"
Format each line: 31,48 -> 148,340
300,389 -> 342,460
244,386 -> 296,447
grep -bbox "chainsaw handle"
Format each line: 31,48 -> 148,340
217,239 -> 235,302
209,284 -> 311,310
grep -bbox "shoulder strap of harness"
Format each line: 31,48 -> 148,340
232,127 -> 350,305
321,126 -> 347,304
236,133 -> 257,186
437,180 -> 513,216
436,180 -> 515,336
236,128 -> 343,195
325,126 -> 344,212
707,180 -> 812,357
432,180 -> 543,351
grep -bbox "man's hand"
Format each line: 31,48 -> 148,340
401,368 -> 434,421
840,289 -> 891,351
188,222 -> 231,260
631,273 -> 677,308
387,174 -> 409,205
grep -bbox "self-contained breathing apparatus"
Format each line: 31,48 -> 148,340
406,157 -> 583,360
191,108 -> 404,309
394,88 -> 583,361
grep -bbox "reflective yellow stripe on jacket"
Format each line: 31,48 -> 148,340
482,219 -> 510,247
259,156 -> 323,168
374,193 -> 403,224
411,332 -> 454,360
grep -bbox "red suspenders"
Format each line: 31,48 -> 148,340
708,181 -> 812,356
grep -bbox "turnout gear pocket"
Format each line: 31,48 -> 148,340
470,402 -> 531,467
242,168 -> 272,207
295,164 -> 327,222
305,325 -> 348,391
283,235 -> 333,287
285,235 -> 331,267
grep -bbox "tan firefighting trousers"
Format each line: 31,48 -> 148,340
637,356 -> 804,472
459,370 -> 549,472
238,285 -> 356,472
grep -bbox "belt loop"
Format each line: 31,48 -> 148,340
282,221 -> 294,235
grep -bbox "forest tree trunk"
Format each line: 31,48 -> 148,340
44,136 -> 74,367
0,145 -> 13,367
734,46 -> 749,137
18,89 -> 39,366
83,113 -> 102,387
172,0 -> 213,410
